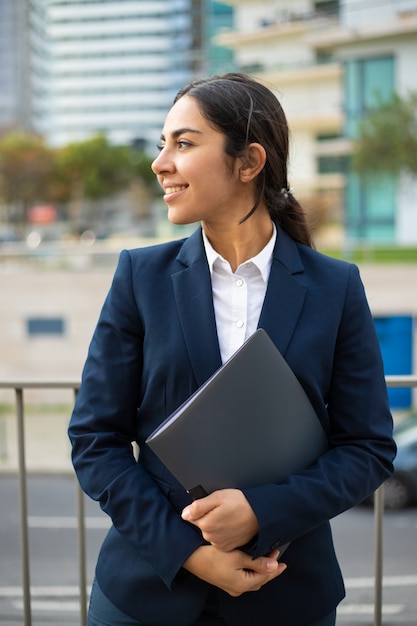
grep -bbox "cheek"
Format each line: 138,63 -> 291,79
203,160 -> 235,189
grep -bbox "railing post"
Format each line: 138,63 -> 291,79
373,483 -> 385,626
77,481 -> 88,626
73,387 -> 88,626
15,387 -> 32,626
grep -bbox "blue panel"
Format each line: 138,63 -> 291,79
373,316 -> 413,408
27,317 -> 65,336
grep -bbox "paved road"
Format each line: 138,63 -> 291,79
1,475 -> 416,625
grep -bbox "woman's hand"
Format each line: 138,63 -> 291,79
181,489 -> 259,551
183,545 -> 286,597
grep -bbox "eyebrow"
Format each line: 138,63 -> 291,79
160,127 -> 203,141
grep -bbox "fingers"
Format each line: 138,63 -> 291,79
235,551 -> 287,595
182,490 -> 259,551
183,544 -> 287,598
181,492 -> 287,583
250,551 -> 283,574
182,492 -> 218,522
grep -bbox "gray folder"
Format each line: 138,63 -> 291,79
146,328 -> 328,500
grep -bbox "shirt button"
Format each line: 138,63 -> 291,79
236,320 -> 244,328
236,278 -> 244,287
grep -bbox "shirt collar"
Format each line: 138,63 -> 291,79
202,222 -> 276,284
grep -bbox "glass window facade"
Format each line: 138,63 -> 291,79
344,56 -> 396,242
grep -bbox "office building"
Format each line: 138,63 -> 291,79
45,0 -> 235,149
0,0 -> 49,135
1,1 -> 233,150
217,0 -> 417,244
45,0 -> 201,148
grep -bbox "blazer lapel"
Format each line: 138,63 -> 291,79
171,228 -> 222,387
258,227 -> 307,356
171,225 -> 307,384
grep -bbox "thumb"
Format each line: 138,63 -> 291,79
249,551 -> 282,574
182,495 -> 216,522
249,557 -> 277,573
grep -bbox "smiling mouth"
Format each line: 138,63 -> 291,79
164,185 -> 188,194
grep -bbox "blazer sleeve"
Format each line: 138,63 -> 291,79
243,263 -> 396,557
68,251 -> 205,588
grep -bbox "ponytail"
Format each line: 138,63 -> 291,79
268,188 -> 314,248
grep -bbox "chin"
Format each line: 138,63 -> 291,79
167,211 -> 197,226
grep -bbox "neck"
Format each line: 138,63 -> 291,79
202,210 -> 274,272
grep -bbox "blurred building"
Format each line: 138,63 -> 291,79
0,0 -> 234,150
45,0 -> 233,149
45,0 -> 202,148
206,1 -> 234,75
216,0 -> 417,245
0,0 -> 49,135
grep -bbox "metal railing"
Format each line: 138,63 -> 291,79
0,381 -> 83,626
1,375 -> 416,626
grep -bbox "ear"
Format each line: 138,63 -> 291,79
238,143 -> 267,182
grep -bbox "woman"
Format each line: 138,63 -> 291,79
69,73 -> 396,626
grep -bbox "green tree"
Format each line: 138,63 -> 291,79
52,134 -> 155,233
0,132 -> 55,225
352,91 -> 417,177
0,131 -> 156,233
54,134 -> 133,201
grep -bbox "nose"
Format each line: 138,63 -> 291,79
151,148 -> 175,175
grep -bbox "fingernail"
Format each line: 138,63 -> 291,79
182,507 -> 191,520
266,560 -> 278,572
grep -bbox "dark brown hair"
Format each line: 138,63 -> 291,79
174,73 -> 313,248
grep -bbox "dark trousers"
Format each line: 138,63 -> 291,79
193,612 -> 336,626
193,606 -> 336,626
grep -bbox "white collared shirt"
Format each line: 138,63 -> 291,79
203,224 -> 276,363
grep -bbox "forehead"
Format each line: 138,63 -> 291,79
161,95 -> 217,137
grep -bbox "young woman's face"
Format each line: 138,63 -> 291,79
151,95 -> 249,227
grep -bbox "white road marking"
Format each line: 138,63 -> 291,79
13,600 -> 80,612
1,575 -> 415,616
10,600 -> 406,616
338,603 -> 403,615
28,515 -> 110,529
0,585 -> 85,597
344,574 -> 417,588
1,573 -> 416,599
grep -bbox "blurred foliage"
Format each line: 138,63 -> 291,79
0,131 -> 155,226
322,246 -> 417,263
352,91 -> 417,177
52,133 -> 154,203
0,132 -> 55,214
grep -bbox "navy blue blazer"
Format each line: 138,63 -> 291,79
69,225 -> 396,626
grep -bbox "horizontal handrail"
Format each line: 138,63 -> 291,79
2,374 -> 417,388
385,374 -> 417,387
0,375 -> 415,626
0,381 -> 80,389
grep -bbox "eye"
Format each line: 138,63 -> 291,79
156,143 -> 165,152
177,140 -> 192,149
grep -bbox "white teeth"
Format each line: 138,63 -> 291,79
165,186 -> 187,194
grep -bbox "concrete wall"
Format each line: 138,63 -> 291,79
1,259 -> 416,404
